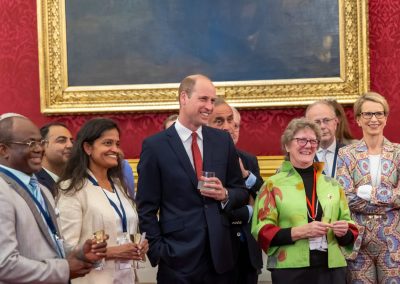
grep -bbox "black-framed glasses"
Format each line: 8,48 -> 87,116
314,117 -> 336,125
8,139 -> 47,149
360,111 -> 385,119
292,137 -> 319,147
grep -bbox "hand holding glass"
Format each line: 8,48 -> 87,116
92,215 -> 106,270
198,171 -> 215,190
130,232 -> 146,269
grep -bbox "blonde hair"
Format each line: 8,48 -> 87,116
353,92 -> 389,117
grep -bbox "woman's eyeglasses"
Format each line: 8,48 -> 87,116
360,111 -> 385,119
292,137 -> 319,147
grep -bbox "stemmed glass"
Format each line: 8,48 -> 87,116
130,232 -> 146,269
92,215 -> 106,270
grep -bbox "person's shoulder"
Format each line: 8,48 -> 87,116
143,128 -> 172,144
202,125 -> 231,140
237,149 -> 257,160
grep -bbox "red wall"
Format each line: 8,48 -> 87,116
0,1 -> 399,158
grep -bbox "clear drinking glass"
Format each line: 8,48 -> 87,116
130,232 -> 146,269
197,171 -> 216,190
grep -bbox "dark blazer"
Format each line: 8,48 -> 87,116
35,169 -> 57,196
137,125 -> 248,275
238,149 -> 264,198
230,150 -> 263,275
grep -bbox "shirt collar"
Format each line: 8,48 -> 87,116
42,167 -> 59,182
175,119 -> 203,142
0,164 -> 32,188
318,138 -> 336,153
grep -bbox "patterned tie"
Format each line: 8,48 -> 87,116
191,132 -> 203,178
29,176 -> 47,211
322,149 -> 330,176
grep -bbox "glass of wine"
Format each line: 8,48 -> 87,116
130,232 -> 146,269
92,215 -> 106,270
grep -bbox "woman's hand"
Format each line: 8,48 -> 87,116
332,220 -> 349,237
137,239 -> 149,261
291,221 -> 332,241
106,243 -> 144,261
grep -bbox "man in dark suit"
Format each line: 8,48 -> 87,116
137,74 -> 248,283
208,100 -> 263,284
36,122 -> 73,196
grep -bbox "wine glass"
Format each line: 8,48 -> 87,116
130,232 -> 146,269
92,215 -> 106,270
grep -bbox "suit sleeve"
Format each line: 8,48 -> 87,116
136,139 -> 163,267
223,135 -> 249,212
246,154 -> 264,198
0,183 -> 69,283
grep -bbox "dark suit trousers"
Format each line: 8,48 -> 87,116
157,241 -> 235,284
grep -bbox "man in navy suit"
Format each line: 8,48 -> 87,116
137,74 -> 248,283
208,99 -> 263,284
36,122 -> 73,196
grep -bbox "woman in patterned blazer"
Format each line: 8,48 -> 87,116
337,91 -> 400,283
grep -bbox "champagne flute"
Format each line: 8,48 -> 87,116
92,215 -> 106,270
130,232 -> 146,269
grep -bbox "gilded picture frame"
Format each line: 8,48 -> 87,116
37,0 -> 369,114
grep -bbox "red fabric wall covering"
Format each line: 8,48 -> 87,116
0,0 -> 398,158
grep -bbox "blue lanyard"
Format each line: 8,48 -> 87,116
314,143 -> 339,178
87,175 -> 127,232
0,168 -> 58,236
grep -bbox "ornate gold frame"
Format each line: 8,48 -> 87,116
127,156 -> 284,181
37,0 -> 369,114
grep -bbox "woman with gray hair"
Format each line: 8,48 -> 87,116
252,118 -> 357,284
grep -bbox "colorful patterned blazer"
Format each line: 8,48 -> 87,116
336,138 -> 400,261
251,161 -> 356,269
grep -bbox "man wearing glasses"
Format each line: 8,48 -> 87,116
36,122 -> 74,196
305,100 -> 344,178
0,114 -> 106,283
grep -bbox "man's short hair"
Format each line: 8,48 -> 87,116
40,122 -> 68,139
214,97 -> 227,107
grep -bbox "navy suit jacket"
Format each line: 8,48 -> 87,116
230,149 -> 263,272
137,125 -> 248,274
35,169 -> 57,197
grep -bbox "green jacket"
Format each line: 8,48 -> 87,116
251,161 -> 355,269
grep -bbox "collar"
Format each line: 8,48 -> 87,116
0,164 -> 32,188
318,139 -> 337,153
42,167 -> 59,182
175,119 -> 203,143
356,137 -> 394,153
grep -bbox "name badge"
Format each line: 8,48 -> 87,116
116,233 -> 133,270
309,236 -> 328,251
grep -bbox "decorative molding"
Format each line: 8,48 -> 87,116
127,155 -> 284,181
37,0 -> 369,114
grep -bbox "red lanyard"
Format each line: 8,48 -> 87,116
305,169 -> 317,220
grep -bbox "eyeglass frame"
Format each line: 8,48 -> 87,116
313,117 -> 336,125
359,111 -> 386,119
8,139 -> 48,149
292,137 -> 320,147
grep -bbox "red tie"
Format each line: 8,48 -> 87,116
191,132 -> 203,179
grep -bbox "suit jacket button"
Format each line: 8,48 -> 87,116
204,204 -> 208,209
237,232 -> 241,237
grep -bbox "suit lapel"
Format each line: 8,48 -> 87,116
167,127 -> 197,188
0,173 -> 58,252
202,127 -> 213,174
